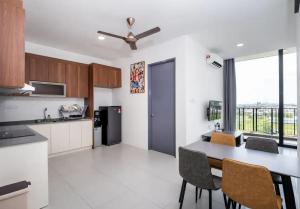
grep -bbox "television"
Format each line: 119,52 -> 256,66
207,100 -> 222,121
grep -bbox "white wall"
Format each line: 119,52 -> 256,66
112,35 -> 188,150
185,36 -> 223,144
112,35 -> 223,153
0,42 -> 112,122
94,88 -> 113,108
0,96 -> 83,122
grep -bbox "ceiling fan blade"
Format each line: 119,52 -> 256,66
129,42 -> 137,50
295,0 -> 300,13
135,27 -> 161,40
97,31 -> 126,40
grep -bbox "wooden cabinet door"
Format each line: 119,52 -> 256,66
28,54 -> 49,81
108,68 -> 122,88
106,68 -> 115,88
81,120 -> 93,147
65,62 -> 78,98
78,64 -> 89,98
69,122 -> 82,150
48,58 -> 66,83
25,53 -> 30,84
51,123 -> 70,153
115,69 -> 122,88
2,0 -> 23,7
0,1 -> 25,88
93,65 -> 108,87
106,67 -> 122,88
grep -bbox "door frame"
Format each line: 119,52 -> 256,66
148,58 -> 176,157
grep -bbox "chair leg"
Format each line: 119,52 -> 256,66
227,199 -> 232,209
238,203 -> 241,209
195,187 -> 198,203
209,190 -> 212,209
199,188 -> 203,199
179,180 -> 187,209
179,179 -> 184,203
232,201 -> 237,209
275,183 -> 281,197
223,193 -> 228,209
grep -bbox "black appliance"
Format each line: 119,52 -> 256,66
94,111 -> 101,127
99,106 -> 121,146
94,110 -> 102,147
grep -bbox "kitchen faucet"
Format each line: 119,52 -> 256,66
43,108 -> 48,120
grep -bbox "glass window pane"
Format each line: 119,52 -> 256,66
283,52 -> 297,146
236,55 -> 279,143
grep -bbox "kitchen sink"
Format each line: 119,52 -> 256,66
34,117 -> 82,124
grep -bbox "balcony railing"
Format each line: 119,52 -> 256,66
236,107 -> 297,139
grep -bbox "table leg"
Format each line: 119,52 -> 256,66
281,175 -> 296,209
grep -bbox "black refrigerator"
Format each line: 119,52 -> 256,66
99,106 -> 122,146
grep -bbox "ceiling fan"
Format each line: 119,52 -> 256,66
97,17 -> 161,50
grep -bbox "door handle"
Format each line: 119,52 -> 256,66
151,114 -> 155,117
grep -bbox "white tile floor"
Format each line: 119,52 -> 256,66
46,144 -> 299,209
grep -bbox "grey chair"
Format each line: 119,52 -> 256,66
245,137 -> 282,196
178,147 -> 227,209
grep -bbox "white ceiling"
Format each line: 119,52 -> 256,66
24,0 -> 297,61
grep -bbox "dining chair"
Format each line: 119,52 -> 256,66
178,147 -> 226,209
196,132 -> 237,202
208,132 -> 236,170
222,158 -> 282,209
245,137 -> 282,196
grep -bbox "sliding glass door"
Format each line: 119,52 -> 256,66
236,48 -> 297,148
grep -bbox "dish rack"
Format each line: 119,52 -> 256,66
59,104 -> 88,119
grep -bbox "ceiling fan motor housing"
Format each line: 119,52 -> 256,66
127,17 -> 135,27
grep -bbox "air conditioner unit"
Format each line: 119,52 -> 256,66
206,53 -> 223,69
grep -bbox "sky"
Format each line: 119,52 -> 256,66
236,53 -> 297,105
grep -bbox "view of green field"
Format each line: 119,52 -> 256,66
236,108 -> 297,138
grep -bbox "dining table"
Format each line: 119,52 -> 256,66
185,140 -> 300,209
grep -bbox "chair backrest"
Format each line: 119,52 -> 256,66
222,158 -> 279,209
179,147 -> 216,190
245,137 -> 279,154
211,132 -> 236,147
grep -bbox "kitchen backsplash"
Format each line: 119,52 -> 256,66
0,96 -> 84,122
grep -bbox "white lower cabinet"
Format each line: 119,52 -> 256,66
28,120 -> 93,156
51,123 -> 70,153
69,121 -> 82,150
81,120 -> 93,147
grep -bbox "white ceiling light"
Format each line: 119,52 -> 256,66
98,35 -> 105,40
236,43 -> 244,47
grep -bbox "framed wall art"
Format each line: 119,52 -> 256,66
130,61 -> 145,94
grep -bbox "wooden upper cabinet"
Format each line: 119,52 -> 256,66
1,0 -> 23,7
65,62 -> 78,98
25,53 -> 30,84
48,58 -> 66,83
108,67 -> 121,88
77,64 -> 89,98
92,64 -> 122,88
0,0 -> 25,88
28,54 -> 49,81
92,64 -> 108,87
116,69 -> 121,88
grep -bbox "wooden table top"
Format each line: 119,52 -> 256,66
185,141 -> 300,178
